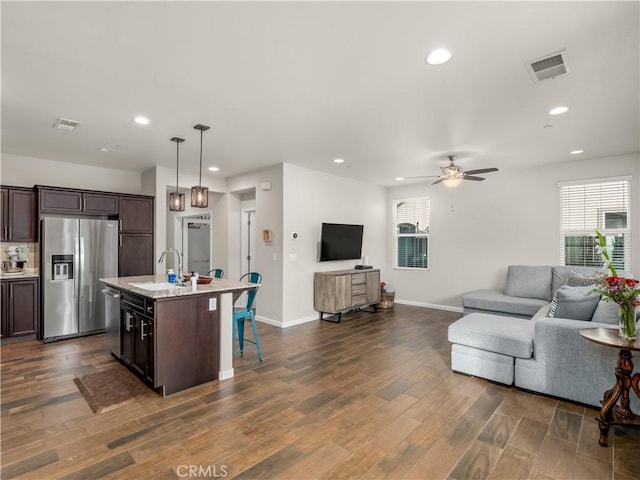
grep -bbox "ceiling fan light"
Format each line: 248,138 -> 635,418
442,177 -> 463,188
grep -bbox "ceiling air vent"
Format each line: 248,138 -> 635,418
52,117 -> 82,131
526,50 -> 570,83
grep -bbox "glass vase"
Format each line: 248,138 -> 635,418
618,303 -> 637,340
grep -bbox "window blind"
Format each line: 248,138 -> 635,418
559,178 -> 631,270
393,197 -> 430,269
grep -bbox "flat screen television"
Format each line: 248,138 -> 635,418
319,223 -> 364,262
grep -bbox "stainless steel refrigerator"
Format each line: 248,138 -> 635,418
42,218 -> 118,342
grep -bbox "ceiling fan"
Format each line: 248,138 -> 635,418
410,155 -> 499,187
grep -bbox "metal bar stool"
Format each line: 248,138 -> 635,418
233,272 -> 263,361
207,268 -> 224,278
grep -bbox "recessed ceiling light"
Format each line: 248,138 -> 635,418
548,106 -> 569,115
395,177 -> 404,181
98,147 -> 112,152
208,166 -> 219,172
333,158 -> 344,164
570,150 -> 584,155
425,48 -> 453,65
134,116 -> 150,125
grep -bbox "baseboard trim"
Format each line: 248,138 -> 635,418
256,314 -> 318,329
395,299 -> 463,313
219,368 -> 234,380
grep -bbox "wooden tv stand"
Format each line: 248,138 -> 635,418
314,268 -> 381,323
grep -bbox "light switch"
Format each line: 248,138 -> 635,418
289,253 -> 297,262
272,253 -> 277,261
208,298 -> 217,310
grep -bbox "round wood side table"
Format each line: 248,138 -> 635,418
580,327 -> 640,447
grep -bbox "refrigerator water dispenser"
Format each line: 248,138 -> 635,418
51,254 -> 74,280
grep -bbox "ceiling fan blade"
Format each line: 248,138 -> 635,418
464,168 -> 499,175
408,175 -> 441,179
432,178 -> 444,185
463,176 -> 486,181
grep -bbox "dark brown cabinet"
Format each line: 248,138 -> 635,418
1,187 -> 37,242
1,278 -> 38,338
133,311 -> 154,384
119,234 -> 154,277
82,193 -> 119,215
119,292 -> 154,385
118,196 -> 154,276
119,197 -> 153,234
39,188 -> 118,215
36,186 -> 155,277
1,282 -> 8,339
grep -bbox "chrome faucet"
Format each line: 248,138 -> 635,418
158,248 -> 183,281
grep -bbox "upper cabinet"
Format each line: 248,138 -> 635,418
39,188 -> 118,215
0,186 -> 37,242
119,196 -> 153,234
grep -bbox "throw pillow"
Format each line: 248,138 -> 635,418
552,285 -> 601,321
546,294 -> 559,318
566,271 -> 604,287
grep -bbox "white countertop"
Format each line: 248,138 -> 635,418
100,274 -> 258,299
0,267 -> 39,280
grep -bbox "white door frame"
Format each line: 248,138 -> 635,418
240,208 -> 256,276
173,212 -> 212,275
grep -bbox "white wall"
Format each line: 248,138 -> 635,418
387,153 -> 640,311
0,153 -> 142,193
227,164 -> 284,324
144,165 -> 227,272
282,163 -> 387,326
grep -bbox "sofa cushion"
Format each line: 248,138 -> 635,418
567,270 -> 604,287
552,285 -> 601,321
552,265 -> 633,295
504,265 -> 552,301
462,290 -> 549,318
591,300 -> 620,325
448,313 -> 534,358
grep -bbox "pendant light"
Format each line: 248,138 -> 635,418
191,123 -> 210,208
169,137 -> 186,211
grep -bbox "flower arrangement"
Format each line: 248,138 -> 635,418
594,230 -> 640,339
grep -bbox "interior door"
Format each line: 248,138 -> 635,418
241,210 -> 256,275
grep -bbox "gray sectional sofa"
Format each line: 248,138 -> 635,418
450,265 -> 639,409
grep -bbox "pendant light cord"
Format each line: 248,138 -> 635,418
176,141 -> 180,191
199,129 -> 203,186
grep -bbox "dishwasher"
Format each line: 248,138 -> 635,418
102,287 -> 121,359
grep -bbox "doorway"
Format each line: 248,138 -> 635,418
178,214 -> 211,275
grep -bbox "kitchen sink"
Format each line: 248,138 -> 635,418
129,282 -> 184,291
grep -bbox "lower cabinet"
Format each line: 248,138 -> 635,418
1,278 -> 38,338
132,311 -> 154,384
120,292 -> 155,386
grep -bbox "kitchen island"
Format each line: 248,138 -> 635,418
100,275 -> 258,395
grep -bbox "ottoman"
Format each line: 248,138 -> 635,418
448,313 -> 535,385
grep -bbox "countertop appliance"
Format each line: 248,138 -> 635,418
42,218 -> 118,342
103,287 -> 121,358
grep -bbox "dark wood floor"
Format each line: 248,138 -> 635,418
2,305 -> 639,480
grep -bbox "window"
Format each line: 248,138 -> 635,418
559,178 -> 631,271
393,197 -> 430,269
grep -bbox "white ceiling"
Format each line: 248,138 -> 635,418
2,1 -> 638,187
